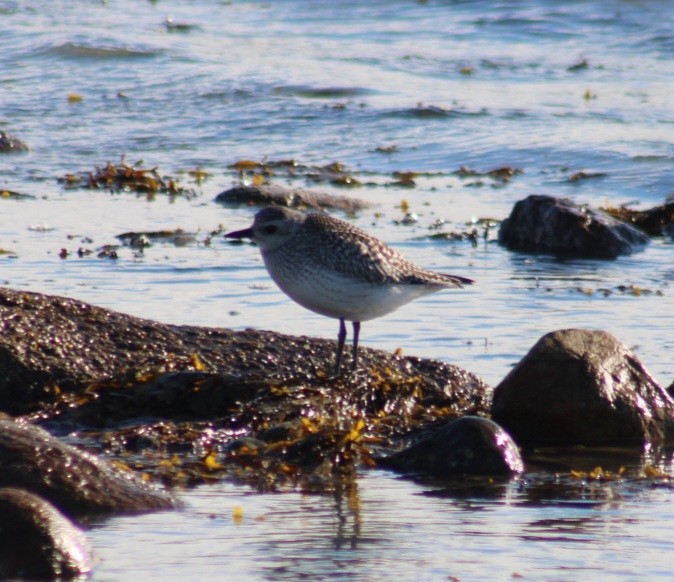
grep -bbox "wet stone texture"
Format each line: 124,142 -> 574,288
0,418 -> 180,517
499,194 -> 650,259
215,183 -> 372,212
379,416 -> 524,477
0,130 -> 29,153
0,487 -> 92,580
491,329 -> 674,447
604,201 -> 674,238
0,286 -> 493,493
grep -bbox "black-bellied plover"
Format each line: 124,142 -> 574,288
226,207 -> 474,375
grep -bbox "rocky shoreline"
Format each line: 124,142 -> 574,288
1,282 -> 672,577
1,188 -> 673,578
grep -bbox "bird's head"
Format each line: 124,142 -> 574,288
225,206 -> 305,252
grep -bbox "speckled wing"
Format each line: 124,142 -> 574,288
303,213 -> 473,288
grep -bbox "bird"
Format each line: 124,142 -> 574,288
226,206 -> 474,375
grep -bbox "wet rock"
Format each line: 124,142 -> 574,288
0,189 -> 34,200
215,183 -> 371,212
116,229 -> 197,247
47,362 -> 492,492
0,487 -> 92,579
498,195 -> 650,258
0,286 -> 493,492
0,286 -> 490,418
379,416 -> 523,477
61,371 -> 269,425
603,201 -> 674,238
491,329 -> 674,447
0,130 -> 29,152
0,418 -> 180,517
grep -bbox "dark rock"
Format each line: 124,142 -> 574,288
0,487 -> 92,579
380,416 -> 523,477
116,229 -> 197,247
61,371 -> 270,425
491,329 -> 674,447
0,418 -> 180,517
498,195 -> 650,258
215,183 -> 371,212
0,286 -> 491,417
0,190 -> 34,200
0,130 -> 29,153
0,286 -> 493,492
604,201 -> 674,238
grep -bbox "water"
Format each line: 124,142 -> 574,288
88,471 -> 674,581
1,0 -> 674,579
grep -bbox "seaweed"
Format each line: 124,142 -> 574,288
59,159 -> 198,198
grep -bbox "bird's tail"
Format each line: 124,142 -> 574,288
447,274 -> 475,286
407,272 -> 474,287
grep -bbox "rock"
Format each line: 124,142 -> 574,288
60,371 -> 270,424
379,416 -> 523,477
0,286 -> 494,491
498,195 -> 650,258
0,286 -> 491,417
0,418 -> 180,517
0,130 -> 29,153
215,183 -> 371,212
491,329 -> 674,447
0,487 -> 92,579
604,201 -> 674,238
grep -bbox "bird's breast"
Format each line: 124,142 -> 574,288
261,250 -> 440,321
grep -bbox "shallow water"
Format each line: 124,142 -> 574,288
88,469 -> 674,581
1,0 -> 674,579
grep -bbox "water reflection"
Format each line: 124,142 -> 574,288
521,515 -> 605,543
415,476 -> 513,503
86,453 -> 674,581
332,481 -> 362,551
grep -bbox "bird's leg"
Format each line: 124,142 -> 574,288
334,317 -> 347,376
351,321 -> 361,371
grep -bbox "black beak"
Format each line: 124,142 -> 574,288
225,227 -> 254,240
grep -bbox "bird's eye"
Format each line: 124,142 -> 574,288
263,225 -> 278,235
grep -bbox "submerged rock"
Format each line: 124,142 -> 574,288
0,130 -> 29,153
215,183 -> 371,212
0,418 -> 180,517
491,329 -> 674,447
498,195 -> 649,258
0,487 -> 92,580
380,416 -> 523,477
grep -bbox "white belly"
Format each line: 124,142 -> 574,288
266,261 -> 439,322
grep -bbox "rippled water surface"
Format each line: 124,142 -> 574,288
2,0 -> 674,579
